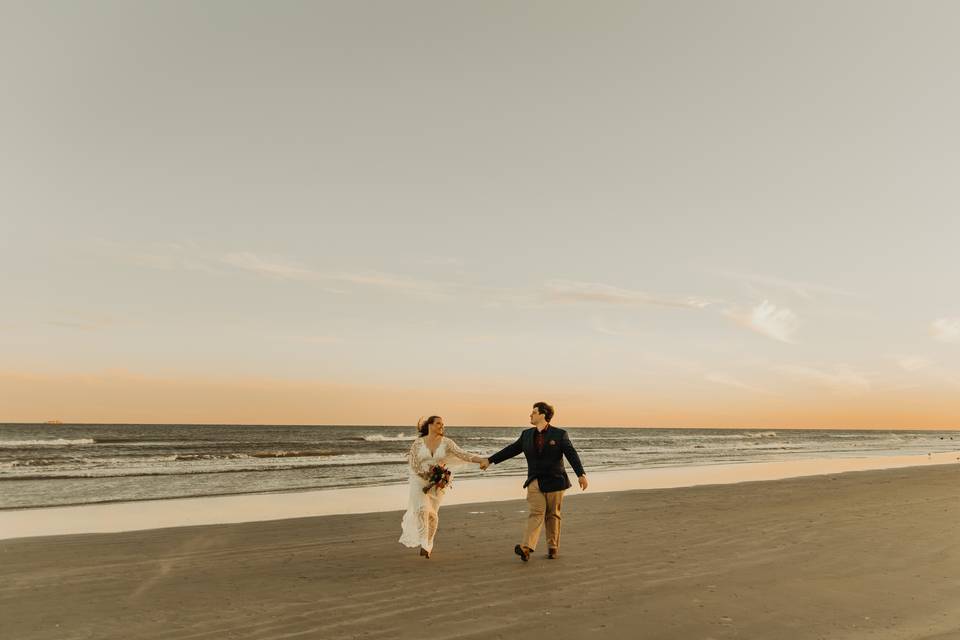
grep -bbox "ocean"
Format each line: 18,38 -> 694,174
1,423 -> 957,510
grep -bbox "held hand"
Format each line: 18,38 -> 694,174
479,458 -> 490,471
578,475 -> 588,491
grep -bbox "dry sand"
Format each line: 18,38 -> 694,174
2,464 -> 959,640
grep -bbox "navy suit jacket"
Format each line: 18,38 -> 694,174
488,425 -> 585,493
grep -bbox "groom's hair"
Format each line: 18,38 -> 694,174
418,416 -> 441,437
533,402 -> 554,423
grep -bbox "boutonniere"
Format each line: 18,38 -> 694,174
549,439 -> 557,445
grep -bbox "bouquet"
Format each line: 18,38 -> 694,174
422,463 -> 452,494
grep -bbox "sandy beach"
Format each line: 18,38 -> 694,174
3,463 -> 959,640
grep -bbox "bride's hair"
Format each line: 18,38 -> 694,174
417,416 -> 441,437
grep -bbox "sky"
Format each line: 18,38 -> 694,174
2,2 -> 960,428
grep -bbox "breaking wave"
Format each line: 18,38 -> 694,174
0,439 -> 96,447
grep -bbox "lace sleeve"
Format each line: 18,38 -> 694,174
442,437 -> 483,465
408,439 -> 429,475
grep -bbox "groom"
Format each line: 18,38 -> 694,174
483,402 -> 587,561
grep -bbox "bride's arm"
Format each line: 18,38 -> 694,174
443,437 -> 485,464
407,439 -> 430,475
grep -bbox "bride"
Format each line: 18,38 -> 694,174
399,415 -> 487,558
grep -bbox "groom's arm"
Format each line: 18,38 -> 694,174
487,436 -> 523,465
560,432 -> 587,489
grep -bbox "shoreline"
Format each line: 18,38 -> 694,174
1,449 -> 957,540
2,463 -> 959,639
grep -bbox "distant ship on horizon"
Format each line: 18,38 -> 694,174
44,420 -> 63,425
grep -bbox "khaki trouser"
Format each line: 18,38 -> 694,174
522,479 -> 564,551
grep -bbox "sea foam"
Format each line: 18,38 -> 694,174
0,438 -> 96,447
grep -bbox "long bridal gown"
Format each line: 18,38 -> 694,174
399,436 -> 482,553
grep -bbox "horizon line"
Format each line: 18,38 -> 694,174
3,421 -> 958,431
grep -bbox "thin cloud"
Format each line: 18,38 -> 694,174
775,364 -> 871,395
589,316 -> 661,339
420,256 -> 464,267
43,311 -> 118,332
45,320 -> 113,331
476,286 -> 548,310
931,318 -> 960,343
330,271 -> 446,295
221,252 -> 320,280
590,317 -> 638,338
544,280 -> 715,309
727,300 -> 799,343
221,253 -> 447,296
131,243 -> 226,275
133,247 -> 447,297
294,336 -> 343,345
704,372 -> 775,395
895,356 -> 933,372
223,254 -> 430,291
716,270 -> 855,300
268,335 -> 345,347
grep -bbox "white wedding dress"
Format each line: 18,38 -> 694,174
399,436 -> 483,553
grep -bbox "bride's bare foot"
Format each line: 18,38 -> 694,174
419,547 -> 431,559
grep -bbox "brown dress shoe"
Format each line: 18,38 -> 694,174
547,548 -> 558,559
514,544 -> 531,562
419,547 -> 431,559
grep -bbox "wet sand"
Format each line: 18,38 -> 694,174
2,464 -> 959,639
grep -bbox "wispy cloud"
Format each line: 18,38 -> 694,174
45,320 -> 114,331
716,270 -> 855,300
931,317 -> 960,343
131,246 -> 449,297
475,286 -> 548,310
131,242 -> 226,275
774,364 -> 871,395
221,252 -> 320,281
293,335 -> 343,345
43,311 -> 118,332
221,253 -> 448,296
704,372 -> 775,395
420,256 -> 464,267
329,271 -> 445,295
727,300 -> 799,343
589,317 -> 648,338
544,280 -> 715,309
222,253 -> 444,294
895,356 -> 933,372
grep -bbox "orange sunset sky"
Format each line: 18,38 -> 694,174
2,370 -> 959,429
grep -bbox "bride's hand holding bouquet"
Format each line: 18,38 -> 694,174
422,463 -> 452,494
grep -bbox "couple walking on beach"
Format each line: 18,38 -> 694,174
399,401 -> 588,560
